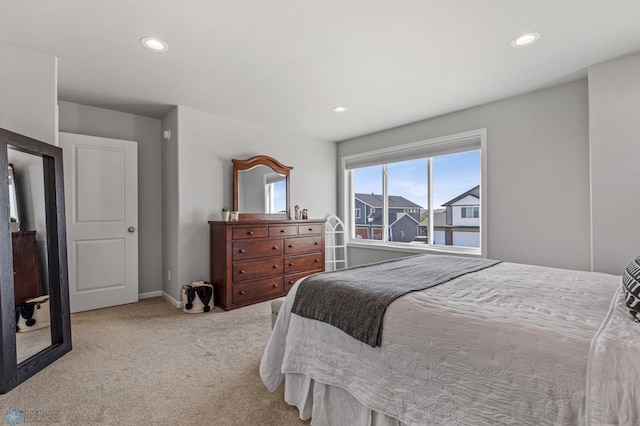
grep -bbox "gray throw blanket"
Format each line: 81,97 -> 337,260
291,254 -> 501,347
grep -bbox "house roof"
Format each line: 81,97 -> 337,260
390,212 -> 420,227
442,185 -> 480,206
355,193 -> 423,209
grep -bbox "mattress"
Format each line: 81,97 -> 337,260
261,260 -> 637,425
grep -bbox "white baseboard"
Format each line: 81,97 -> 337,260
161,291 -> 183,308
138,291 -> 162,300
138,290 -> 183,308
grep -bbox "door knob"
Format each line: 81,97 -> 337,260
128,227 -> 136,233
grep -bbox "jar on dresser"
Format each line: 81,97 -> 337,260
209,219 -> 326,310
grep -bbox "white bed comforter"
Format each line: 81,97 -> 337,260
261,262 -> 636,425
587,286 -> 640,425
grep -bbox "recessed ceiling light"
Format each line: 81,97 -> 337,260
140,37 -> 169,52
332,106 -> 348,112
510,32 -> 540,47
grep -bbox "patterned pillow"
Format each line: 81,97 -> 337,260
622,257 -> 640,322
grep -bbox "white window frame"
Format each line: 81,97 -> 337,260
354,208 -> 361,219
342,128 -> 487,257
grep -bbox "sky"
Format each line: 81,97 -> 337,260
273,180 -> 287,213
354,150 -> 480,209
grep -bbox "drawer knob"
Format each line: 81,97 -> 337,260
289,262 -> 295,266
247,231 -> 254,235
280,229 -> 285,233
273,283 -> 279,288
314,259 -> 320,263
239,249 -> 246,253
288,244 -> 293,248
308,228 -> 313,231
239,270 -> 245,274
239,290 -> 246,295
314,242 -> 319,246
288,280 -> 294,285
272,246 -> 278,250
273,265 -> 279,269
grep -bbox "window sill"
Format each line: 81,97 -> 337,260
347,240 -> 483,258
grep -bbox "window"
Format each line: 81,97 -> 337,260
461,206 -> 479,219
264,173 -> 286,214
344,129 -> 485,253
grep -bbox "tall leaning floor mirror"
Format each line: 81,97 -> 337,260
0,128 -> 71,394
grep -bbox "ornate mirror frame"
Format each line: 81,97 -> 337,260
233,155 -> 292,220
0,128 -> 71,394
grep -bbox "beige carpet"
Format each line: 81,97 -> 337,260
0,297 -> 308,425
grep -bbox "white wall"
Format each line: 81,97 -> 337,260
589,51 -> 640,275
341,80 -> 591,271
58,101 -> 163,296
0,43 -> 57,144
163,106 -> 337,301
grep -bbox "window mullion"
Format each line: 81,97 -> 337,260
427,157 -> 433,245
347,169 -> 355,240
382,164 -> 389,243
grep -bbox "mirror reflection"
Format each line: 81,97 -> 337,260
8,147 -> 51,364
237,165 -> 287,214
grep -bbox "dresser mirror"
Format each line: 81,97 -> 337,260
233,155 -> 292,220
0,128 -> 71,394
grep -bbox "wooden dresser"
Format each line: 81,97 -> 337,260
209,219 -> 325,310
12,231 -> 43,304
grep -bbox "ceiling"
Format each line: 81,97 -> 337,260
1,1 -> 640,142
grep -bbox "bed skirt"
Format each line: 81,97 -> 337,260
283,373 -> 405,426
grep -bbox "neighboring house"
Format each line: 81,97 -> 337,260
389,213 -> 421,242
417,208 -> 446,239
359,186 -> 480,246
354,193 -> 422,241
436,185 -> 480,247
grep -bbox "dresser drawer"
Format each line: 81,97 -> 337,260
232,278 -> 283,304
268,225 -> 297,237
284,236 -> 323,255
232,239 -> 283,261
284,270 -> 320,290
232,258 -> 283,282
232,226 -> 268,240
284,252 -> 324,274
298,223 -> 323,235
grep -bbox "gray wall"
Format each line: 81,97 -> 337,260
161,105 -> 337,302
340,80 -> 591,271
58,101 -> 163,296
161,107 -> 179,299
0,43 -> 57,144
589,51 -> 640,274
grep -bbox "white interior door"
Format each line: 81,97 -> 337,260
59,132 -> 138,313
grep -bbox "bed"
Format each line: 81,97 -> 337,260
260,254 -> 640,425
